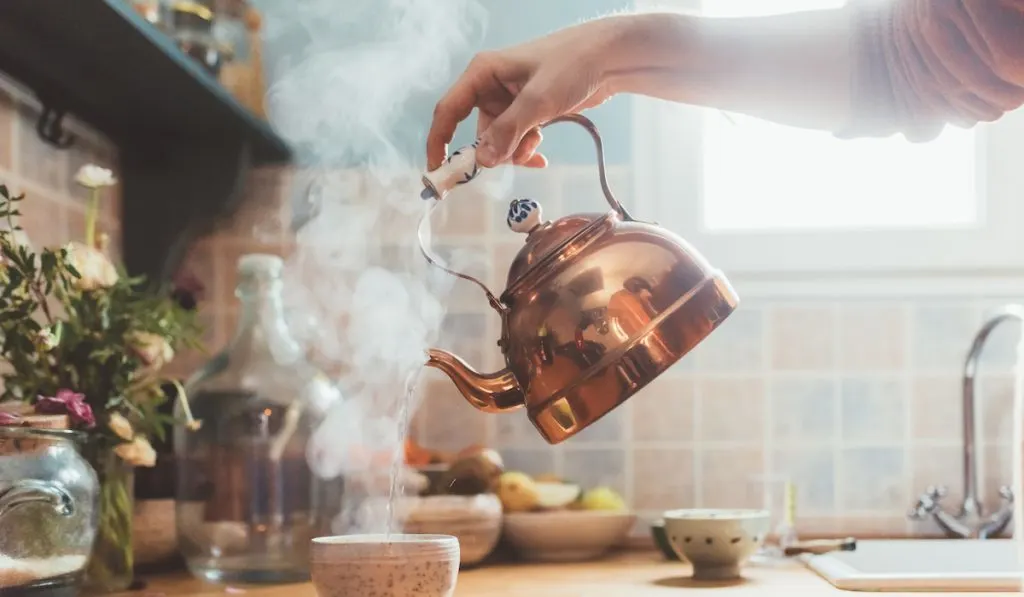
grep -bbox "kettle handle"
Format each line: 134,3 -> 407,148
415,112 -> 628,315
540,114 -> 633,221
416,205 -> 507,315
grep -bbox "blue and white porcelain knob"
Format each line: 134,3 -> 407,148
507,198 -> 542,234
421,140 -> 482,201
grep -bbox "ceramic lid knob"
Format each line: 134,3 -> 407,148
507,198 -> 542,233
420,141 -> 481,201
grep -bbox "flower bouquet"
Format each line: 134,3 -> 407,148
0,166 -> 203,592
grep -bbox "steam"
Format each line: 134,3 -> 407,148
257,0 -> 487,533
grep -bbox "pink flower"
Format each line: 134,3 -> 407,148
35,389 -> 95,429
0,412 -> 22,426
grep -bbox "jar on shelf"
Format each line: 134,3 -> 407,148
174,254 -> 343,584
169,1 -> 233,76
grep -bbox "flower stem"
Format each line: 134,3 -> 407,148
85,188 -> 99,249
170,378 -> 202,431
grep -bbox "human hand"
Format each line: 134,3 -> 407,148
427,18 -> 627,171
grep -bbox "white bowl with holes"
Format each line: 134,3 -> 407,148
662,509 -> 771,580
502,510 -> 636,563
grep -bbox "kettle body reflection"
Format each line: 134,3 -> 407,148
419,114 -> 739,444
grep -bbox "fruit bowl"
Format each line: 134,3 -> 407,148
502,510 -> 636,562
400,494 -> 503,567
495,471 -> 634,562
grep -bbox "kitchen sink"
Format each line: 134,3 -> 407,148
802,539 -> 1024,592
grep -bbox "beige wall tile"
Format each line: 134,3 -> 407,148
696,377 -> 764,444
909,375 -> 961,441
770,377 -> 836,444
691,308 -> 763,372
837,303 -> 908,371
699,447 -> 763,508
631,375 -> 695,444
770,305 -> 836,371
840,377 -> 908,445
911,303 -> 980,371
632,448 -> 695,510
838,447 -> 907,512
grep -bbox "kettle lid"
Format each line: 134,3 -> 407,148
503,198 -> 605,290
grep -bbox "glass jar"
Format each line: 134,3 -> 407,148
0,427 -> 99,594
169,1 -> 232,76
174,254 -> 343,584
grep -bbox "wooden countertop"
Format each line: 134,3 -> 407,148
120,550 -> 1016,596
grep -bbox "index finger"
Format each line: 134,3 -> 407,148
427,77 -> 478,171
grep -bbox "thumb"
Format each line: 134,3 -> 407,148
477,89 -> 552,167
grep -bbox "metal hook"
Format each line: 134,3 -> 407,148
36,105 -> 75,149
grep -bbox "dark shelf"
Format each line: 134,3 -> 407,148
0,0 -> 292,282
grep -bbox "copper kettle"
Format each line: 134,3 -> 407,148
419,114 -> 739,444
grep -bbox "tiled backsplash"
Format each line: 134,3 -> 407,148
4,65 -> 1015,540
177,161 -> 1022,540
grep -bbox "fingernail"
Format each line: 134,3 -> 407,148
476,138 -> 497,166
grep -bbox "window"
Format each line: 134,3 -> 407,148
633,0 -> 1024,281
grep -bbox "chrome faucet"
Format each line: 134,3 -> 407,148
907,305 -> 1019,539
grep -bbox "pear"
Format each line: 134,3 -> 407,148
496,471 -> 540,512
579,486 -> 627,512
534,482 -> 582,510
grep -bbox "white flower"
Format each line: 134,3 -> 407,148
129,331 -> 175,371
74,164 -> 117,189
108,412 -> 134,441
114,436 -> 157,467
66,242 -> 118,290
33,328 -> 57,352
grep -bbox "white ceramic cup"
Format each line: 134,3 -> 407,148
662,509 -> 771,580
310,534 -> 460,597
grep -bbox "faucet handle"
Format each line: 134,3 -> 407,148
999,485 -> 1014,503
908,485 -> 948,520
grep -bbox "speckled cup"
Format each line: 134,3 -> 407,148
310,534 -> 460,597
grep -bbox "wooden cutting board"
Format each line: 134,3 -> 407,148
118,550 -> 1020,596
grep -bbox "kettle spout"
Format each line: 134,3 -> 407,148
426,348 -> 524,413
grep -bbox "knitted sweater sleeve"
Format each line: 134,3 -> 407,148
839,0 -> 1024,140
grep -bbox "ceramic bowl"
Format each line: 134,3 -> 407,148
662,509 -> 771,580
400,494 -> 503,567
310,534 -> 460,597
502,510 -> 636,563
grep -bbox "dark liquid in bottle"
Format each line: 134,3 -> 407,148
176,390 -> 341,584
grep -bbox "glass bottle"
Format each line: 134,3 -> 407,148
174,254 -> 343,584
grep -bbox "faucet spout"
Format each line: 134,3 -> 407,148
961,306 -> 1024,520
426,348 -> 525,413
911,305 -> 1024,539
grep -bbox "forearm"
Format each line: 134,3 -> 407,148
600,10 -> 855,131
598,1 -> 1024,140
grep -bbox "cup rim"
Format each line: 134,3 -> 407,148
312,533 -> 458,546
662,508 -> 770,521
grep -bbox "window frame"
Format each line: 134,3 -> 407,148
630,0 -> 1024,288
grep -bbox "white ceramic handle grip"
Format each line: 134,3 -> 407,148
506,198 -> 542,234
420,141 -> 481,201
